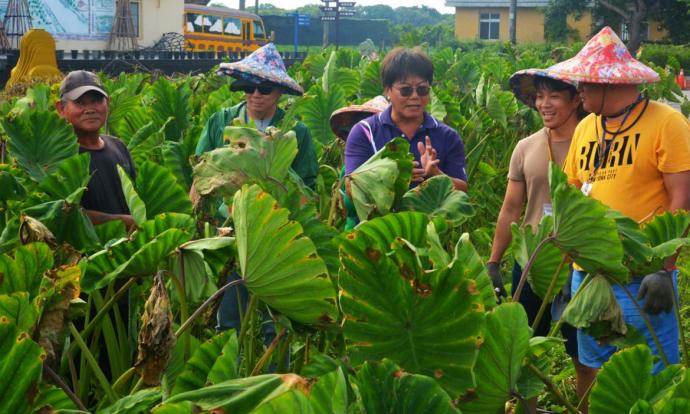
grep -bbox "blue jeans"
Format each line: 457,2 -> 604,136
571,270 -> 679,373
513,262 -> 578,358
216,271 -> 277,346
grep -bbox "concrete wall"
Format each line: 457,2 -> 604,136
53,0 -> 184,51
454,7 -> 545,43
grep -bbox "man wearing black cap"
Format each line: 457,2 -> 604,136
56,70 -> 136,230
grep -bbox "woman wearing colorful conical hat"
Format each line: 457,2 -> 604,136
195,43 -> 318,190
554,26 -> 690,413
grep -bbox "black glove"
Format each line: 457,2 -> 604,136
558,272 -> 572,302
637,270 -> 674,315
487,262 -> 507,300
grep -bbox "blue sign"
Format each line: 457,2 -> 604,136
292,13 -> 311,54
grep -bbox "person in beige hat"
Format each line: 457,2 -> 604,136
554,27 -> 690,412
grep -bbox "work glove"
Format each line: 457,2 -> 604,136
637,270 -> 674,315
486,262 -> 507,300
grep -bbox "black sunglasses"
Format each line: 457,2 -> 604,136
238,84 -> 274,95
394,85 -> 431,97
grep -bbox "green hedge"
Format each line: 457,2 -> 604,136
639,43 -> 690,72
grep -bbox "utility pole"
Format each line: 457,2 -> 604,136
239,0 -> 245,11
255,0 -> 259,14
509,0 -> 517,45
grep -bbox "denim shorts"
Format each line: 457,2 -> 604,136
571,270 -> 679,373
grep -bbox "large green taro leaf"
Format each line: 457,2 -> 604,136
642,211 -> 690,270
0,165 -> 27,202
339,212 -> 485,397
309,368 -> 347,414
117,165 -> 147,226
0,292 -> 38,333
3,110 -> 79,182
135,161 -> 193,218
163,374 -> 310,412
171,330 -> 238,396
23,200 -> 100,251
511,215 -> 569,300
148,77 -> 191,141
298,82 -> 346,145
348,138 -> 414,222
99,389 -> 162,414
590,345 -> 686,414
192,127 -> 298,199
451,233 -> 497,311
402,175 -> 475,226
353,359 -> 460,414
232,184 -> 336,325
458,303 -> 531,414
82,213 -> 195,291
561,275 -> 627,342
0,317 -> 46,412
38,152 -> 91,203
0,242 -> 53,297
549,165 -> 628,282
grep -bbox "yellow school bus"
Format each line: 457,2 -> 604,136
183,4 -> 269,52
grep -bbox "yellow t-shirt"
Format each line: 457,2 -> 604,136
564,100 -> 690,222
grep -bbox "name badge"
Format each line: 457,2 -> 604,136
542,203 -> 553,217
581,182 -> 592,196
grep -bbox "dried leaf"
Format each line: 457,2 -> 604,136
135,272 -> 176,386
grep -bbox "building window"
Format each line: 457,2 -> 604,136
479,13 -> 500,40
130,0 -> 140,37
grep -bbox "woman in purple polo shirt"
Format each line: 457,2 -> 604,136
344,47 -> 468,191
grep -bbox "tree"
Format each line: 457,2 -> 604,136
596,0 -> 661,54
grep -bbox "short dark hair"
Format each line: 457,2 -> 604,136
533,76 -> 588,120
534,76 -> 577,99
380,47 -> 434,88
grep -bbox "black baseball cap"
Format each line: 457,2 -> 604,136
60,70 -> 108,100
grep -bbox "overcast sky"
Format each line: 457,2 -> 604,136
215,0 -> 455,14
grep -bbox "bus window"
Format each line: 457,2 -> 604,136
253,21 -> 264,38
224,17 -> 241,36
187,13 -> 204,32
207,15 -> 223,34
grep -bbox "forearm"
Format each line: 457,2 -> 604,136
489,209 -> 520,263
84,209 -> 131,226
449,177 -> 468,192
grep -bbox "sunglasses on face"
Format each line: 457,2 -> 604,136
238,84 -> 274,95
393,85 -> 431,97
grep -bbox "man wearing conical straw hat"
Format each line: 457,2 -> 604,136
555,27 -> 690,411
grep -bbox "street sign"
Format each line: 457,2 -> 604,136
339,1 -> 356,6
298,20 -> 310,26
319,6 -> 336,11
338,11 -> 355,16
320,16 -> 336,21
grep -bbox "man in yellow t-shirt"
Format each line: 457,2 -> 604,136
553,26 -> 690,413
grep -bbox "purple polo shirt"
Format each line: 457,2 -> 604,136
344,106 -> 467,185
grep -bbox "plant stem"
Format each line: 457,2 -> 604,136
167,269 -> 190,359
43,364 -> 88,411
548,273 -> 593,338
237,294 -> 258,355
671,279 -> 689,367
175,278 -> 245,337
527,362 -> 580,414
513,235 -> 556,302
327,176 -> 343,227
616,281 -> 670,367
251,329 -> 286,376
68,322 -> 118,404
112,367 -> 136,394
531,257 -> 567,333
72,277 -> 136,351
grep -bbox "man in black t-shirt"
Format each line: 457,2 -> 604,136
56,70 -> 136,230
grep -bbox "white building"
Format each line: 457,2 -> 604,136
0,0 -> 184,50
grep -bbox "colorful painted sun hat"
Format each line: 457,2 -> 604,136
217,43 -> 304,95
329,95 -> 389,141
547,26 -> 659,84
509,69 -> 577,109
